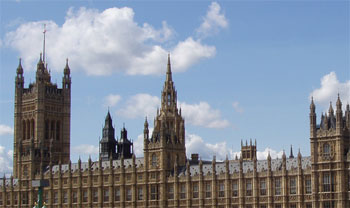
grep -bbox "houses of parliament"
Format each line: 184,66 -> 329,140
0,52 -> 350,208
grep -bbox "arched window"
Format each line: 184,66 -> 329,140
152,154 -> 157,167
56,121 -> 60,140
45,120 -> 49,139
167,94 -> 171,106
323,143 -> 330,157
22,120 -> 26,140
51,121 -> 55,140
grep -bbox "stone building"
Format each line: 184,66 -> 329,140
0,54 -> 349,208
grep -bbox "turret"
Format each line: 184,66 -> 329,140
63,58 -> 71,90
15,58 -> 24,88
336,94 -> 343,134
346,104 -> 350,130
144,117 -> 149,140
309,97 -> 316,138
99,111 -> 117,161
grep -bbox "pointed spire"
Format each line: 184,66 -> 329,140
17,58 -> 23,75
166,53 -> 172,82
289,145 -> 294,158
336,93 -> 342,110
267,151 -> 271,161
64,58 -> 70,75
310,96 -> 315,112
329,101 -> 334,115
297,148 -> 302,158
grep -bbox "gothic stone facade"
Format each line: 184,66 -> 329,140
0,55 -> 350,208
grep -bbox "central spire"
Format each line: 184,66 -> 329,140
166,53 -> 172,82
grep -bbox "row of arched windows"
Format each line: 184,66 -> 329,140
45,120 -> 61,140
22,119 -> 35,140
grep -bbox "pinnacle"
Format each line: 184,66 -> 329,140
166,53 -> 172,82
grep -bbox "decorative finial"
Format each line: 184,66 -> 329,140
43,24 -> 47,63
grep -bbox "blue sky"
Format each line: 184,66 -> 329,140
0,0 -> 349,175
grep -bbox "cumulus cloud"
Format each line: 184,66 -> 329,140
180,101 -> 230,128
0,124 -> 13,135
311,71 -> 350,110
186,134 -> 284,161
72,144 -> 99,156
117,94 -> 160,119
134,128 -> 154,157
232,101 -> 244,113
116,93 -> 229,129
5,4 -> 220,76
0,146 -> 13,175
103,94 -> 122,107
196,2 -> 228,38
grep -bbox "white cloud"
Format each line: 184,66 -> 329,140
5,5 -> 219,76
117,93 -> 229,129
180,101 -> 230,128
72,144 -> 99,156
186,133 -> 236,160
196,2 -> 228,38
134,128 -> 154,157
0,146 -> 13,175
0,124 -> 13,135
311,71 -> 350,109
186,134 -> 284,161
256,148 -> 284,160
232,101 -> 244,113
117,94 -> 160,119
104,94 -> 122,107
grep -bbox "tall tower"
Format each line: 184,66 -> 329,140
310,95 -> 350,208
99,111 -> 117,161
143,54 -> 186,171
13,55 -> 71,179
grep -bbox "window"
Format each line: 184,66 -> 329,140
305,177 -> 312,194
152,154 -> 157,167
246,179 -> 252,196
290,177 -> 297,195
63,191 -> 68,204
232,180 -> 238,197
205,182 -> 211,198
83,190 -> 88,202
168,94 -> 171,105
92,189 -> 98,202
14,193 -> 18,205
104,189 -> 109,202
0,193 -> 2,205
323,173 -> 331,192
126,187 -> 132,201
114,187 -> 120,201
151,185 -> 158,200
53,191 -> 58,204
275,178 -> 281,195
260,178 -> 266,196
22,192 -> 28,204
260,205 -> 267,208
72,190 -> 78,203
56,121 -> 60,140
219,182 -> 225,197
138,187 -> 143,200
168,185 -> 174,199
180,184 -> 186,199
323,201 -> 335,208
306,203 -> 312,208
290,204 -> 296,208
193,183 -> 199,198
275,205 -> 282,208
323,143 -> 330,157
